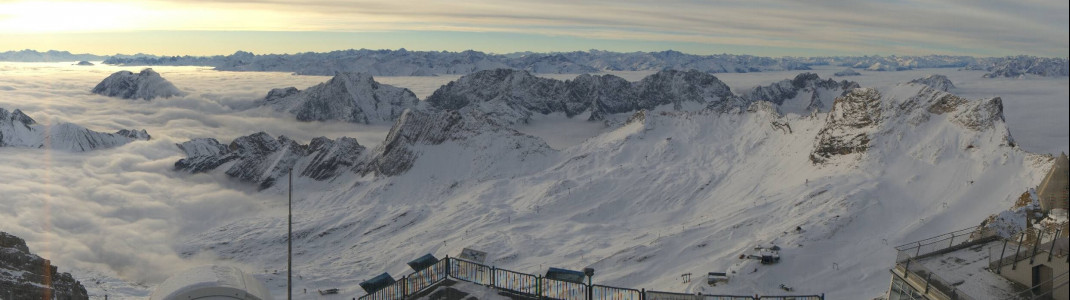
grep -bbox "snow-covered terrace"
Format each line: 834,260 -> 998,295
890,227 -> 1069,300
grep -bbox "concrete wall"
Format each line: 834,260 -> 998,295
1037,153 -> 1068,212
996,246 -> 1068,300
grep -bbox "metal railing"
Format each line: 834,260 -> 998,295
592,285 -> 641,300
359,257 -> 824,300
890,226 -> 993,300
493,267 -> 539,296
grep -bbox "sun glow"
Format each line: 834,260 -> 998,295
0,1 -> 155,33
0,0 -> 314,34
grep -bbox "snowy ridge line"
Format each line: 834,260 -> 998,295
357,256 -> 825,300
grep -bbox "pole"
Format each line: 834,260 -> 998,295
288,168 -> 293,300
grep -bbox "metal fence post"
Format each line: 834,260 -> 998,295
924,272 -> 932,294
491,266 -> 497,288
445,256 -> 451,279
537,275 -> 543,300
1013,232 -> 1025,270
1030,230 -> 1044,264
949,234 -> 955,248
997,239 -> 1009,274
1049,229 -> 1060,262
640,288 -> 645,300
401,275 -> 408,298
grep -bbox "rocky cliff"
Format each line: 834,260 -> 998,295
1,232 -> 88,300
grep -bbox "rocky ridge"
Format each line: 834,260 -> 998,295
425,69 -> 744,124
740,72 -> 859,115
175,132 -> 367,190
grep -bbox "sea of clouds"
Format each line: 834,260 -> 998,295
0,62 -> 1065,296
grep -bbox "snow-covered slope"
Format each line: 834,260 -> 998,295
174,79 -> 1048,299
425,69 -> 743,124
908,74 -> 956,91
175,132 -> 367,190
258,72 -> 419,124
91,68 -> 186,100
740,72 -> 859,115
0,107 -> 150,151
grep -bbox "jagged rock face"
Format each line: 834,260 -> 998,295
425,69 -> 576,124
811,83 -> 1015,164
810,88 -> 883,163
175,133 -> 367,189
742,73 -> 859,114
425,69 -> 743,124
908,74 -> 955,91
0,107 -> 150,151
259,72 -> 419,124
834,68 -> 861,76
634,69 -> 742,112
1,232 -> 89,300
91,68 -> 185,100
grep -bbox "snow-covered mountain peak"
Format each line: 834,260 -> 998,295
0,107 -> 150,151
258,72 -> 419,124
91,68 -> 186,100
907,74 -> 956,91
1,108 -> 35,126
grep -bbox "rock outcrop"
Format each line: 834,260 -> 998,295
258,72 -> 419,124
175,133 -> 367,190
0,107 -> 150,151
91,68 -> 185,100
0,232 -> 89,300
810,88 -> 883,163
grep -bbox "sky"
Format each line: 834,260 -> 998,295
0,0 -> 1067,57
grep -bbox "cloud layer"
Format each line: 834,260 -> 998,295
1,0 -> 1067,56
0,62 -> 426,291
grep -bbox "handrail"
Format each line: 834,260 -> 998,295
359,257 -> 825,300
